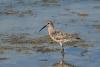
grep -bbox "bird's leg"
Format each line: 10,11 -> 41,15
60,42 -> 64,65
60,43 -> 64,57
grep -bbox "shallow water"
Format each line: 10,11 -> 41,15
0,0 -> 100,67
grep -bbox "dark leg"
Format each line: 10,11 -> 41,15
61,45 -> 64,58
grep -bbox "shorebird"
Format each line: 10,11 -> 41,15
39,20 -> 80,54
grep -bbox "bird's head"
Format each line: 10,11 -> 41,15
39,20 -> 54,32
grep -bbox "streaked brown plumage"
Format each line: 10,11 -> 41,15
39,20 -> 80,53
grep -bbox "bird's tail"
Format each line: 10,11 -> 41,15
71,33 -> 81,42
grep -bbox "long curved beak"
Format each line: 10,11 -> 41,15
39,24 -> 48,32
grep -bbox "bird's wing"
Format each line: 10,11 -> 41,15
51,31 -> 80,41
51,31 -> 68,40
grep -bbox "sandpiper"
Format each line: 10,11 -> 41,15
39,20 -> 80,53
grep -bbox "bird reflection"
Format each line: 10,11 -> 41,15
52,49 -> 75,67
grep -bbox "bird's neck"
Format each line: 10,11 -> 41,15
48,25 -> 55,35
